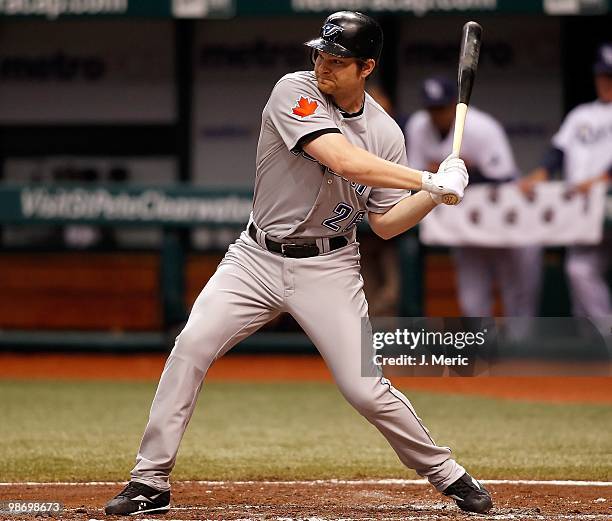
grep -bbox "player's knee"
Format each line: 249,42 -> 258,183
170,327 -> 218,368
566,258 -> 595,281
343,385 -> 383,417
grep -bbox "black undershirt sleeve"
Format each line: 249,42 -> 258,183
540,146 -> 564,174
292,128 -> 342,153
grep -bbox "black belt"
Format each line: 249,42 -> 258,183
248,223 -> 348,258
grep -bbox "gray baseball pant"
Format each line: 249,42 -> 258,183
454,246 -> 542,316
130,231 -> 465,492
566,244 -> 611,317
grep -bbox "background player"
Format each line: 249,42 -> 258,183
406,76 -> 542,317
519,43 -> 612,318
359,85 -> 408,316
105,12 -> 492,516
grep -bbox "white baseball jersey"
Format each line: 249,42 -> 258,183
553,100 -> 612,318
552,100 -> 612,185
253,71 -> 410,239
406,106 -> 539,319
405,106 -> 519,180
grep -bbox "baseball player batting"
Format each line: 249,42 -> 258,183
105,11 -> 492,516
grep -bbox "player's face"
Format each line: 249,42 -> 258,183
595,73 -> 612,103
314,51 -> 373,95
427,105 -> 455,134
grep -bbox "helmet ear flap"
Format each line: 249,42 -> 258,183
310,49 -> 319,66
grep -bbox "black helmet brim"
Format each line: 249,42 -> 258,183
304,39 -> 354,58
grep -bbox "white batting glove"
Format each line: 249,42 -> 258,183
421,153 -> 469,205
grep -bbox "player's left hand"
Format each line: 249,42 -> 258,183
566,173 -> 609,196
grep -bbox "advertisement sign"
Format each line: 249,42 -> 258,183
191,18 -> 313,187
0,183 -> 253,226
0,20 -> 175,122
0,0 -> 608,18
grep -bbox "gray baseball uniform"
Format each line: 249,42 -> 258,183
130,70 -> 465,492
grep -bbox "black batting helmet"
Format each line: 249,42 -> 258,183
304,11 -> 383,63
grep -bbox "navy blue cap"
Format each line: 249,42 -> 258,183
594,43 -> 612,75
421,76 -> 457,108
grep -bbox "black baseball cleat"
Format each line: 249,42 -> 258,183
104,481 -> 170,516
442,472 -> 493,514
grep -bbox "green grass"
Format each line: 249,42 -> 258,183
0,380 -> 610,482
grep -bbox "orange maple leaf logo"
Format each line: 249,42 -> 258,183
292,96 -> 318,118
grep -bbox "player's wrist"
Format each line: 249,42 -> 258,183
429,192 -> 443,205
420,170 -> 444,195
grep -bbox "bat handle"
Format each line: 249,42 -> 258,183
452,102 -> 468,156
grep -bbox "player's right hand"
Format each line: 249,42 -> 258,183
517,176 -> 538,198
517,168 -> 549,199
421,153 -> 469,205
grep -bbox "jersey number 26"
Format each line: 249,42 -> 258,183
322,203 -> 366,232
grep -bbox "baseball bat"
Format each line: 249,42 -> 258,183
444,21 -> 483,205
